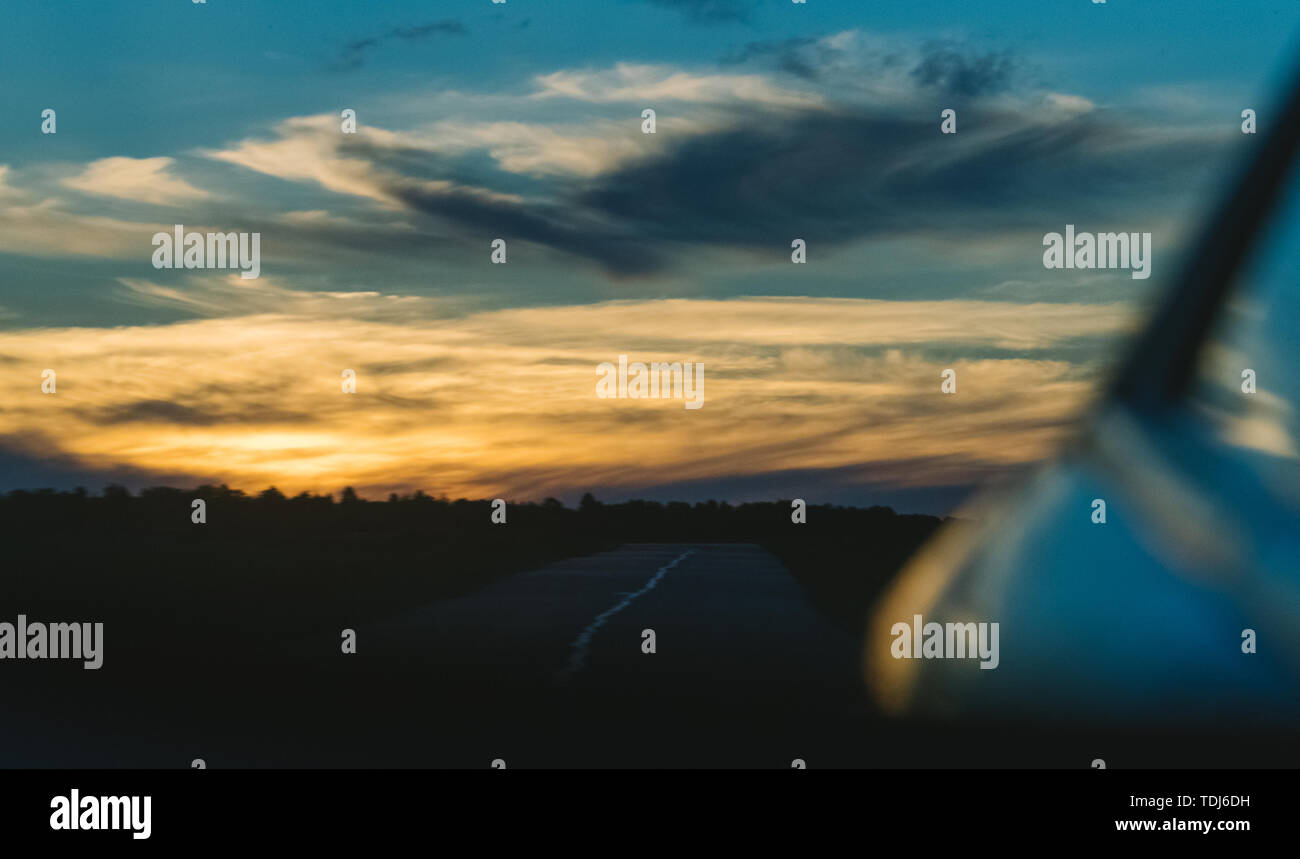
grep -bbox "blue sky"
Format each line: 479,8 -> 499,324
1,0 -> 1298,511
4,0 -> 1296,154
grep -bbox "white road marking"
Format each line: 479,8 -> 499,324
556,549 -> 694,682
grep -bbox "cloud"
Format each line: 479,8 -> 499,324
0,200 -> 157,259
0,165 -> 21,200
572,106 -> 1220,262
0,433 -> 197,493
114,273 -> 432,319
721,31 -> 1027,101
203,115 -> 522,208
191,42 -> 1220,278
202,116 -> 416,205
420,119 -> 694,178
530,63 -> 822,106
721,36 -> 830,80
62,157 -> 211,205
0,294 -> 1128,501
332,19 -> 467,71
3,35 -> 1224,287
0,154 -> 445,270
910,40 -> 1018,97
0,24 -> 1252,512
202,114 -> 667,275
93,399 -> 317,427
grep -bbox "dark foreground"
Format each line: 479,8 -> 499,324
5,536 -> 1297,768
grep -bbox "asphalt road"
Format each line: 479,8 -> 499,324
357,542 -> 874,768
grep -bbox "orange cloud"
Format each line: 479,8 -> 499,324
0,284 -> 1133,500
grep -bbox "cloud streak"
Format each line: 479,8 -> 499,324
332,19 -> 467,71
62,157 -> 210,205
0,289 -> 1130,501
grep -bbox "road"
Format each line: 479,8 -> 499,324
353,542 -> 873,767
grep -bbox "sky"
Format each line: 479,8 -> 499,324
1,0 -> 1298,512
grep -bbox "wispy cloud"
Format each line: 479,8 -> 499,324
62,156 -> 210,205
0,288 -> 1130,499
332,19 -> 467,71
530,62 -> 822,106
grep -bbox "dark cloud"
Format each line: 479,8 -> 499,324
306,99 -> 1221,279
911,40 -> 1017,97
242,88 -> 1221,282
571,107 -> 1215,266
721,37 -> 830,80
643,0 -> 753,24
723,36 -> 1012,93
239,32 -> 1222,281
332,20 -> 467,71
384,180 -> 667,277
93,399 -> 316,427
333,139 -> 657,268
336,139 -> 470,184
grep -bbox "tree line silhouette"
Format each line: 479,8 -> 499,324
1,484 -> 945,638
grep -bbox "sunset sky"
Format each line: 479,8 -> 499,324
1,0 -> 1297,512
